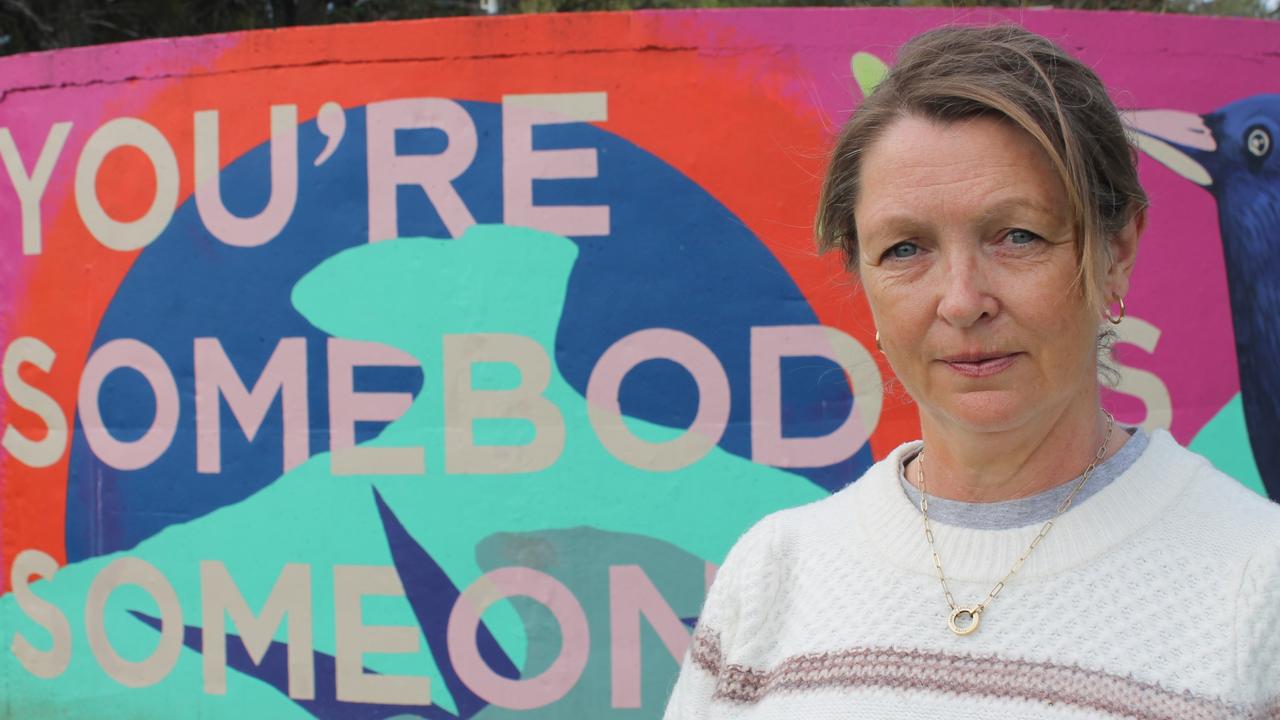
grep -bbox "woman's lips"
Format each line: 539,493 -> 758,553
943,353 -> 1021,377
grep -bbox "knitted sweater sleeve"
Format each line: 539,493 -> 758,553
1236,532 -> 1280,713
663,515 -> 780,719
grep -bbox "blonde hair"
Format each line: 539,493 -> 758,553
816,24 -> 1147,317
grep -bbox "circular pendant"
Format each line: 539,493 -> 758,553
948,606 -> 981,636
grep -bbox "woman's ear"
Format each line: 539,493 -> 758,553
1105,206 -> 1145,301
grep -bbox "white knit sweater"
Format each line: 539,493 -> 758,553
664,429 -> 1280,719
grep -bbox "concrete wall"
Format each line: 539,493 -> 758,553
0,8 -> 1276,717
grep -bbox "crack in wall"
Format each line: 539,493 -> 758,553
0,43 -> 712,106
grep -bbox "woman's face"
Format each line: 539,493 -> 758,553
854,114 -> 1114,434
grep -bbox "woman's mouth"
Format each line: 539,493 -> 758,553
942,353 -> 1021,377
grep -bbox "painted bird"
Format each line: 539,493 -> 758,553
1129,95 -> 1280,499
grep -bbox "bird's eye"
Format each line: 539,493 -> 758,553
1246,126 -> 1271,159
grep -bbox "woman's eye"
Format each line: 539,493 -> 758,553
885,242 -> 919,260
1006,229 -> 1041,245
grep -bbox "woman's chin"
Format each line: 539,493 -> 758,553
927,392 -> 1041,434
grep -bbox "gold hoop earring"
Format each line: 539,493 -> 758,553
875,331 -> 883,353
1106,297 -> 1126,325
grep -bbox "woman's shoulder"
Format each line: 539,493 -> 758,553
1148,429 -> 1280,605
722,440 -> 920,573
1152,427 -> 1280,534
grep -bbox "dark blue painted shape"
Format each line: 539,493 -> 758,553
372,486 -> 511,719
129,610 -> 453,719
68,99 -> 870,560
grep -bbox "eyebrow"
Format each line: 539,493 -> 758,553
974,196 -> 1060,225
859,195 -> 1062,240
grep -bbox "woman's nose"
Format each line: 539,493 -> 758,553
936,252 -> 998,328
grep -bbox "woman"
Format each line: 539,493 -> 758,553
664,24 -> 1280,719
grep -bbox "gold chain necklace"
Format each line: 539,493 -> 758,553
915,411 -> 1115,636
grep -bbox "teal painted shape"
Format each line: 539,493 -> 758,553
289,225 -> 823,683
1189,393 -> 1267,498
1,225 -> 823,717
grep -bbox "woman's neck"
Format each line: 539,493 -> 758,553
903,397 -> 1128,503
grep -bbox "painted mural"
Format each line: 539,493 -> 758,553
0,8 -> 1276,717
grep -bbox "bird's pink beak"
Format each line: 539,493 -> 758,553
1126,109 -> 1215,187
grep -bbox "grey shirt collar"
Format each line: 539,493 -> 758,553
898,426 -> 1149,531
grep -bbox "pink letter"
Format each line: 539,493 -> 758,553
78,339 -> 179,471
333,565 -> 430,705
502,93 -> 609,237
586,328 -> 729,471
0,122 -> 72,255
2,336 -> 68,468
750,325 -> 881,467
194,106 -> 298,247
201,561 -> 314,698
609,565 -> 692,708
1108,317 -> 1172,431
327,339 -> 423,475
84,557 -> 183,688
194,337 -> 309,474
74,118 -> 179,252
448,567 -> 589,710
443,333 -> 565,475
10,549 -> 71,679
366,98 -> 476,241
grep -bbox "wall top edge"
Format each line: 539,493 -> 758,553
0,7 -> 1276,100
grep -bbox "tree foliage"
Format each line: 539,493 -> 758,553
1,0 -> 1275,56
